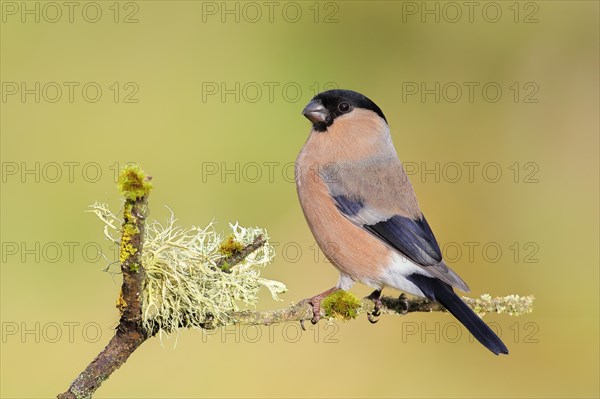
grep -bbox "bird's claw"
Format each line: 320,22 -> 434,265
366,289 -> 383,324
299,315 -> 320,331
367,312 -> 379,324
298,296 -> 324,330
372,306 -> 381,317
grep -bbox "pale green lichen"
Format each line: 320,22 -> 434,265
117,165 -> 153,201
88,203 -> 287,338
322,290 -> 362,320
462,294 -> 535,316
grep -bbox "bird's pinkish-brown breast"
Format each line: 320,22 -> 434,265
295,135 -> 390,287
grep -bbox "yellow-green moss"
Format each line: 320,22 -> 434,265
220,261 -> 232,273
322,291 -> 361,320
218,235 -> 244,257
118,165 -> 152,201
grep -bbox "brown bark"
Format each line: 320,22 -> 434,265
58,182 -> 150,399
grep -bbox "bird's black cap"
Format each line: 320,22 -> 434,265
302,89 -> 387,132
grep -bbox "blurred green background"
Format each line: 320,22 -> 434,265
1,1 -> 598,398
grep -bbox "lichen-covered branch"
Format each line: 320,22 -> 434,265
58,166 -> 152,399
216,234 -> 266,271
57,171 -> 275,398
185,293 -> 535,330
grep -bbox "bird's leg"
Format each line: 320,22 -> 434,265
366,289 -> 383,324
299,286 -> 339,330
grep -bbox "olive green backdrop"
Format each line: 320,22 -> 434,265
1,1 -> 598,398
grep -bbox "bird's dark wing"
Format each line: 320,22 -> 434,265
333,193 -> 442,265
363,212 -> 442,266
325,159 -> 470,292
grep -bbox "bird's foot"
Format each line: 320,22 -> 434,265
299,287 -> 339,330
366,289 -> 383,324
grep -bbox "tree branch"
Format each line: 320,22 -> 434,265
215,234 -> 266,270
227,295 -> 441,326
183,293 -> 533,329
58,167 -> 152,399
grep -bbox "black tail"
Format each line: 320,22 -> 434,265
407,274 -> 508,355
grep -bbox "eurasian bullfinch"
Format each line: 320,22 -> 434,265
296,89 -> 508,355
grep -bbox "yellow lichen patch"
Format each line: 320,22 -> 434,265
218,235 -> 244,257
322,291 -> 361,320
117,165 -> 153,201
123,202 -> 135,222
119,223 -> 140,267
116,291 -> 127,313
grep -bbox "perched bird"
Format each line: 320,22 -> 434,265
296,89 -> 508,355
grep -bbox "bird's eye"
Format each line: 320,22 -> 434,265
338,102 -> 350,113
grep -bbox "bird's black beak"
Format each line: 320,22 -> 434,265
302,100 -> 328,123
